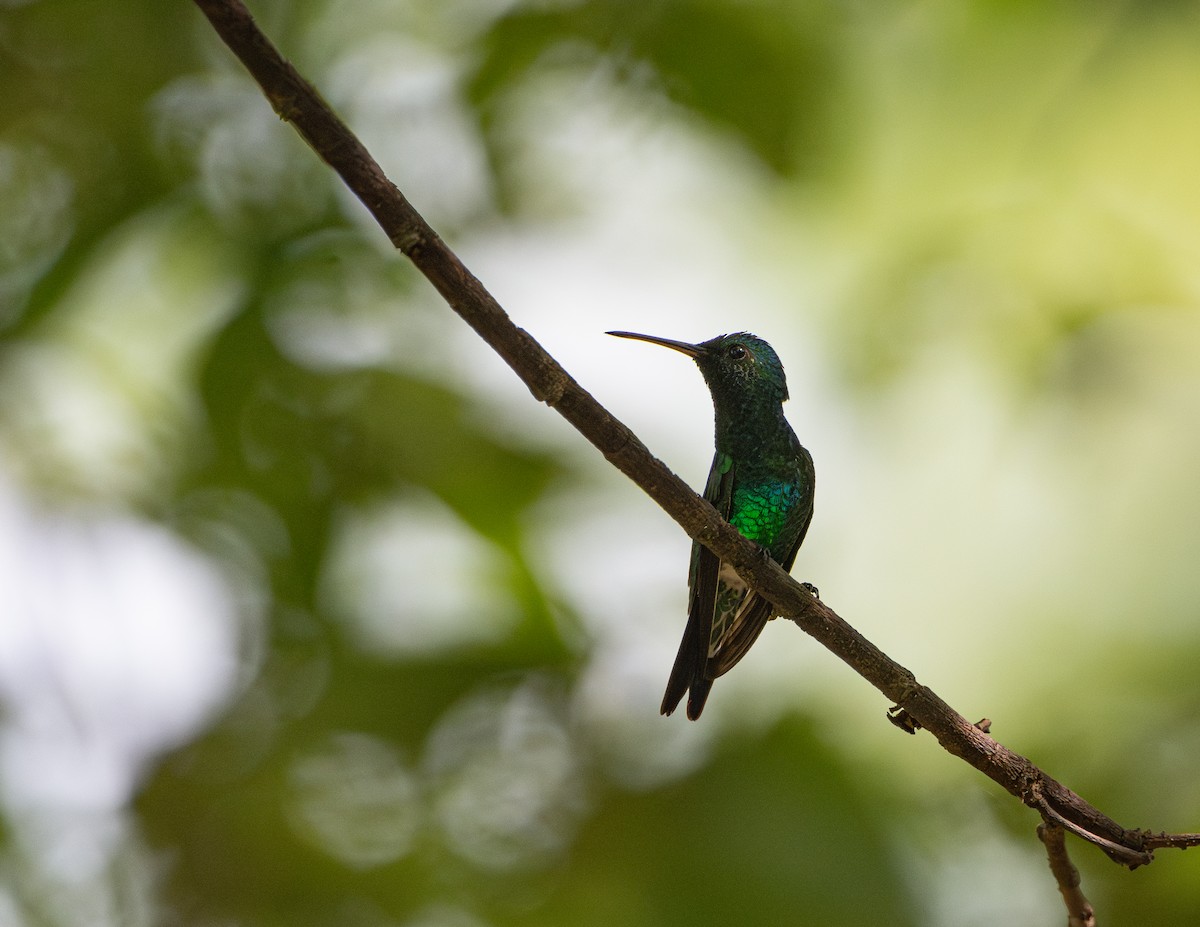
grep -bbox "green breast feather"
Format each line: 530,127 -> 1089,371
728,481 -> 802,556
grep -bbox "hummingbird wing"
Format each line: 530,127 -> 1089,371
708,590 -> 773,677
660,451 -> 734,719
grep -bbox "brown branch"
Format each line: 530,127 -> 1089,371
1039,823 -> 1097,927
193,0 -> 1193,888
1141,831 -> 1200,851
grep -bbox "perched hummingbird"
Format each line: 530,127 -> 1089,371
608,330 -> 815,720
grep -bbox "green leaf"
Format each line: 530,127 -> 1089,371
466,0 -> 843,192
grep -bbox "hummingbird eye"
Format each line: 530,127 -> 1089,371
727,344 -> 747,360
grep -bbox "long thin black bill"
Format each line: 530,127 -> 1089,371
606,331 -> 702,358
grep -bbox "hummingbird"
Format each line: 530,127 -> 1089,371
608,330 -> 815,720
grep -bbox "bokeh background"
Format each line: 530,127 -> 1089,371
4,0 -> 1200,924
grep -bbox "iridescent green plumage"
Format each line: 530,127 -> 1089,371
608,330 -> 815,719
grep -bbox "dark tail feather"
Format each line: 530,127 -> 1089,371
660,676 -> 687,716
685,676 -> 714,720
660,613 -> 707,717
659,648 -> 694,717
664,539 -> 720,718
661,664 -> 713,719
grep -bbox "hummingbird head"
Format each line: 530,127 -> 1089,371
607,330 -> 789,404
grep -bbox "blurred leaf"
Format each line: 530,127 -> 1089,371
466,0 -> 842,202
193,302 -> 561,515
184,293 -> 568,638
505,715 -> 914,927
141,710 -> 914,927
1,0 -> 199,329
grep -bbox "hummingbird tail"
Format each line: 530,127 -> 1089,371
660,669 -> 713,719
663,522 -> 722,719
685,677 -> 714,720
661,619 -> 714,719
660,661 -> 690,716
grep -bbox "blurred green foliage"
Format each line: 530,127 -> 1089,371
466,0 -> 843,195
6,1 -> 1200,926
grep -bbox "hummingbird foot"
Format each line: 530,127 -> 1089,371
800,581 -> 819,599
